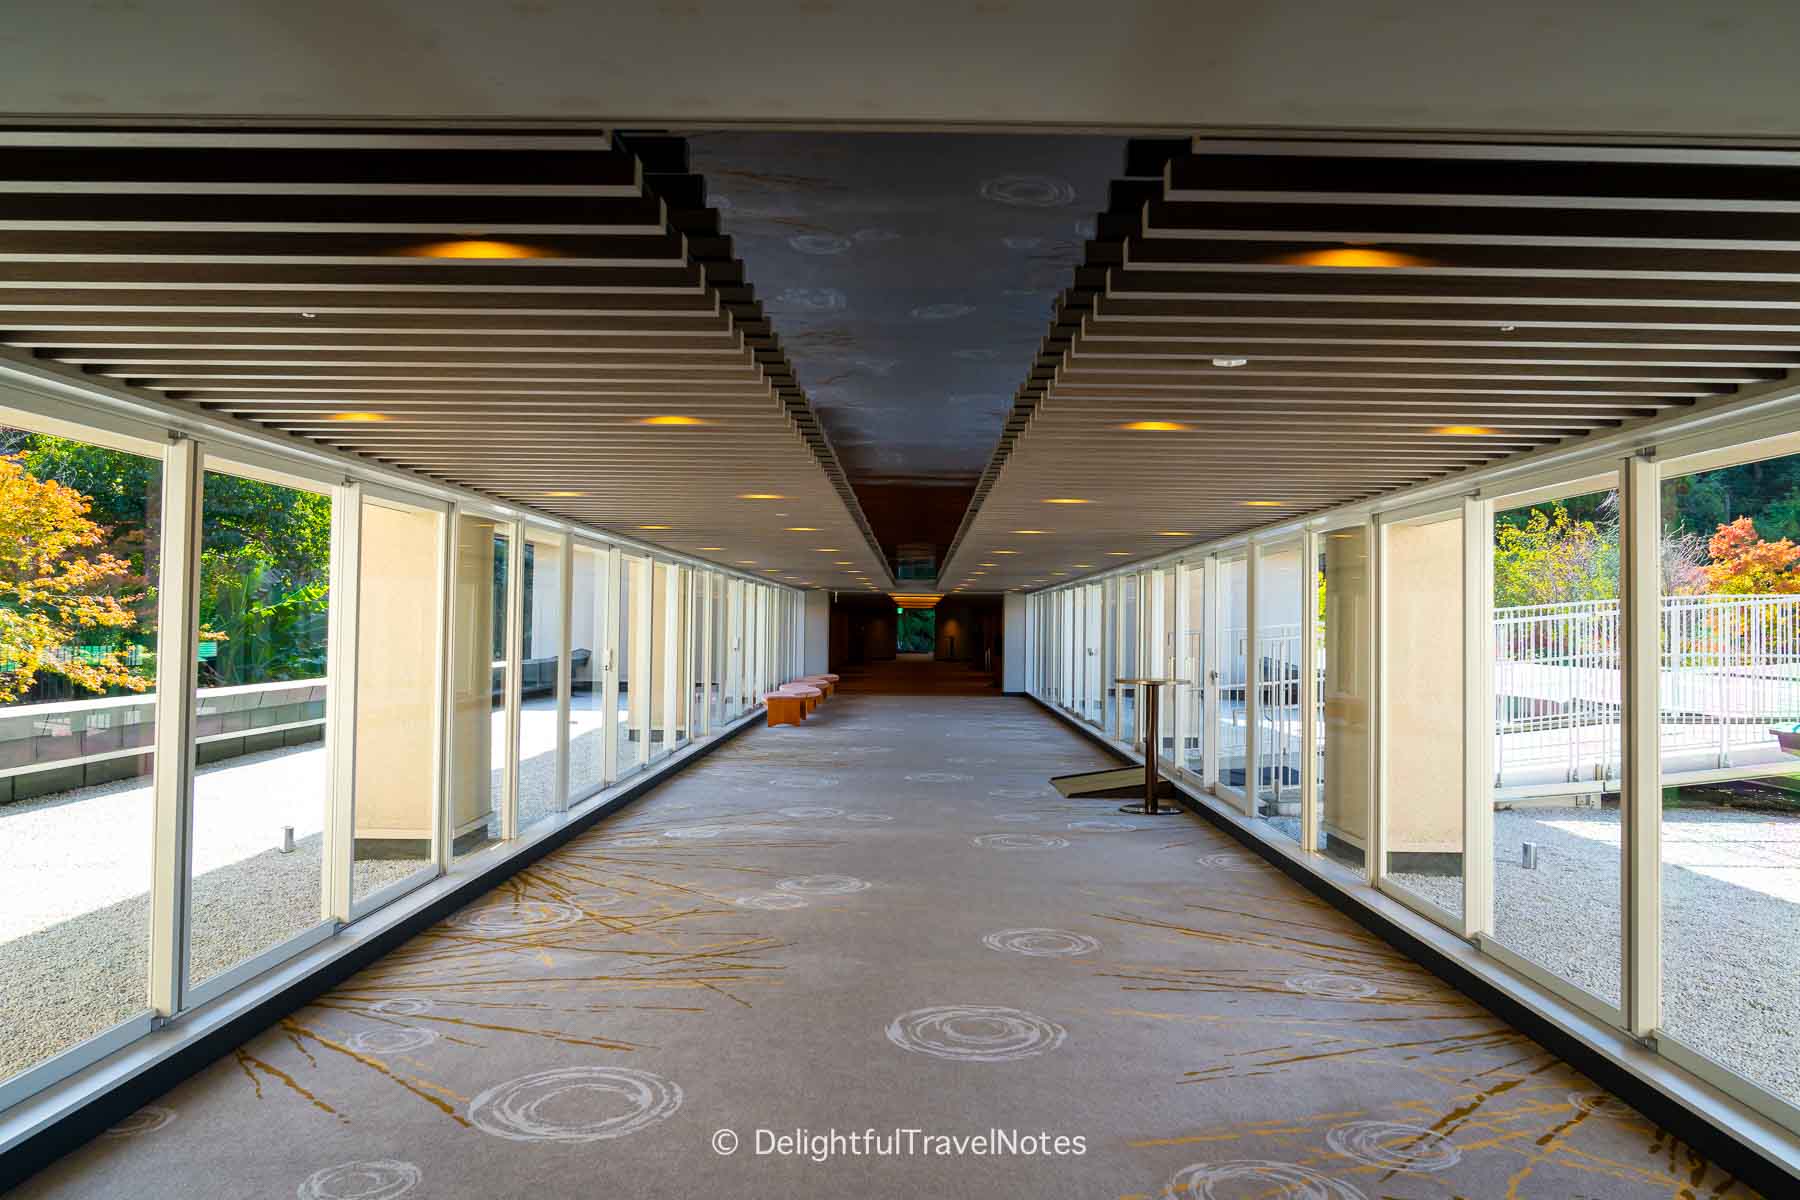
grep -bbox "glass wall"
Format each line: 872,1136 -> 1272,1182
1254,541 -> 1305,841
1319,526 -> 1372,868
450,516 -> 512,861
0,405 -> 803,1120
1217,555 -> 1248,794
1486,474 -> 1624,1010
1179,560 -> 1207,777
1,425 -> 161,1088
188,462 -> 334,991
518,526 -> 565,833
1657,438 -> 1800,1112
568,543 -> 610,803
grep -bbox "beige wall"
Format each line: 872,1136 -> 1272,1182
1382,517 -> 1466,856
352,502 -> 442,841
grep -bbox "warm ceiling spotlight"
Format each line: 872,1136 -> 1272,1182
783,526 -> 820,532
1275,246 -> 1432,269
1050,571 -> 1067,576
993,549 -> 1017,555
640,415 -> 709,426
1012,529 -> 1049,535
1433,425 -> 1499,436
1122,420 -> 1189,433
834,560 -> 854,565
637,524 -> 672,530
543,490 -> 586,498
1042,498 -> 1092,505
399,238 -> 554,260
698,545 -> 724,551
1242,500 -> 1285,508
814,548 -> 840,553
1072,563 -> 1093,568
1156,531 -> 1193,537
739,493 -> 785,500
1210,357 -> 1249,368
971,571 -> 987,576
737,560 -> 756,565
327,411 -> 389,422
978,562 -> 996,567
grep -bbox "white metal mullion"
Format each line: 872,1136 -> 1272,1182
1202,555 -> 1220,793
1244,547 -> 1261,817
148,435 -> 203,1018
631,556 -> 654,758
1370,521 -> 1389,887
1299,531 -> 1321,854
433,504 -> 460,872
601,546 -> 621,784
699,571 -> 714,737
1622,452 -> 1664,1038
1462,496 -> 1495,939
660,563 -> 680,753
322,480 -> 363,925
501,525 -> 524,840
554,534 -> 573,812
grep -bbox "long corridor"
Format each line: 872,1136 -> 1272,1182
22,691 -> 1756,1199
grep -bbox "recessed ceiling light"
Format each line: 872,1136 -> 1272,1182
1012,529 -> 1049,535
1072,563 -> 1092,568
834,560 -> 853,565
400,238 -> 553,260
814,548 -> 839,552
1433,425 -> 1498,436
638,524 -> 671,530
1500,324 -> 1517,332
1210,357 -> 1248,368
299,311 -> 317,319
979,562 -> 996,567
1243,500 -> 1285,508
739,493 -> 785,500
737,560 -> 756,565
783,526 -> 820,532
327,411 -> 388,422
543,490 -> 586,498
1042,498 -> 1091,505
993,549 -> 1017,555
640,415 -> 709,426
1155,531 -> 1193,537
1106,551 -> 1132,556
698,545 -> 724,550
1275,247 -> 1431,269
1121,420 -> 1188,432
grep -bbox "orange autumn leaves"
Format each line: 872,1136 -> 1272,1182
1705,516 -> 1800,595
0,453 -> 151,702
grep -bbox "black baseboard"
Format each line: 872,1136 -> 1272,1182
1027,692 -> 1798,1195
1,713 -> 762,1193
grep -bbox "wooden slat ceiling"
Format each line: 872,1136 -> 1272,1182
0,127 -> 892,594
942,137 -> 1800,593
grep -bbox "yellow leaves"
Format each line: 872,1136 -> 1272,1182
0,453 -> 151,699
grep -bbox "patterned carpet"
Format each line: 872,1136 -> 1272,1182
17,689 -> 1762,1198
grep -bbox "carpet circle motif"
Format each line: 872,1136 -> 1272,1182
885,1005 -> 1067,1062
468,1067 -> 682,1143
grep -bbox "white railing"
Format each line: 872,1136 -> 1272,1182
1494,593 -> 1800,786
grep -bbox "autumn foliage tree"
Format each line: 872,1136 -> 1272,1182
0,453 -> 151,702
1704,516 -> 1800,595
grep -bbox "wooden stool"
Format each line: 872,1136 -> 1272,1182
778,683 -> 822,715
764,691 -> 807,727
799,675 -> 834,697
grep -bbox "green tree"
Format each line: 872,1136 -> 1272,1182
1492,502 -> 1619,607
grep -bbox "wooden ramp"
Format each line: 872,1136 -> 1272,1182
1050,766 -> 1175,800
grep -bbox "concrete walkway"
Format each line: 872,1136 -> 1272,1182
16,688 -> 1760,1199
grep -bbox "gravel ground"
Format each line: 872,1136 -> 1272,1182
1393,805 -> 1800,1105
